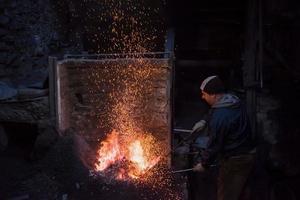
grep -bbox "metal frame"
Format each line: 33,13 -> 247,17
64,52 -> 173,60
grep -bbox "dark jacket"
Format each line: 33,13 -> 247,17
200,94 -> 255,168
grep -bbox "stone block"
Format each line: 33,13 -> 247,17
0,15 -> 10,26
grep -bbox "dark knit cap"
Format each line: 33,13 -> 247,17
200,75 -> 225,94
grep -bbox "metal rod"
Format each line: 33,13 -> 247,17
173,128 -> 192,133
171,168 -> 194,173
172,164 -> 218,173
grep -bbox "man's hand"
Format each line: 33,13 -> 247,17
193,163 -> 205,172
192,120 -> 207,133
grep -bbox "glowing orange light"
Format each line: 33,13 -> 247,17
94,129 -> 161,181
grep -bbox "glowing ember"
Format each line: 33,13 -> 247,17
94,130 -> 161,180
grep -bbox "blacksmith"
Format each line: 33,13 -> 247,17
192,75 -> 256,200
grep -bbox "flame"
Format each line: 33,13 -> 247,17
95,130 -> 122,171
129,140 -> 149,171
94,130 -> 161,181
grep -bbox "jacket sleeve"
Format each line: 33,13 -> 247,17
200,115 -> 229,168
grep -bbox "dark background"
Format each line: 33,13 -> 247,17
1,0 -> 300,199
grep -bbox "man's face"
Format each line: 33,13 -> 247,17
201,90 -> 216,106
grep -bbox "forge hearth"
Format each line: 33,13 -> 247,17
49,53 -> 173,167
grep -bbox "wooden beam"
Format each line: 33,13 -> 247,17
176,59 -> 233,68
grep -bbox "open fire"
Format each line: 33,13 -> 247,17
55,56 -> 183,199
94,129 -> 162,181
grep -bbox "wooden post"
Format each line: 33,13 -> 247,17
258,0 -> 264,89
48,57 -> 58,131
243,0 -> 259,138
168,52 -> 175,167
165,28 -> 175,167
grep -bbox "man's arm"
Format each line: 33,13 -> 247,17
198,116 -> 228,168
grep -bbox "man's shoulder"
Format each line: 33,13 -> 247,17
212,106 -> 237,114
211,106 -> 240,122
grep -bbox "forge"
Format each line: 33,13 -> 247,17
48,53 -> 181,191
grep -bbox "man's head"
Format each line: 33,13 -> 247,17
200,75 -> 225,106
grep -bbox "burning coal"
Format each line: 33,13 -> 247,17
94,129 -> 161,181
